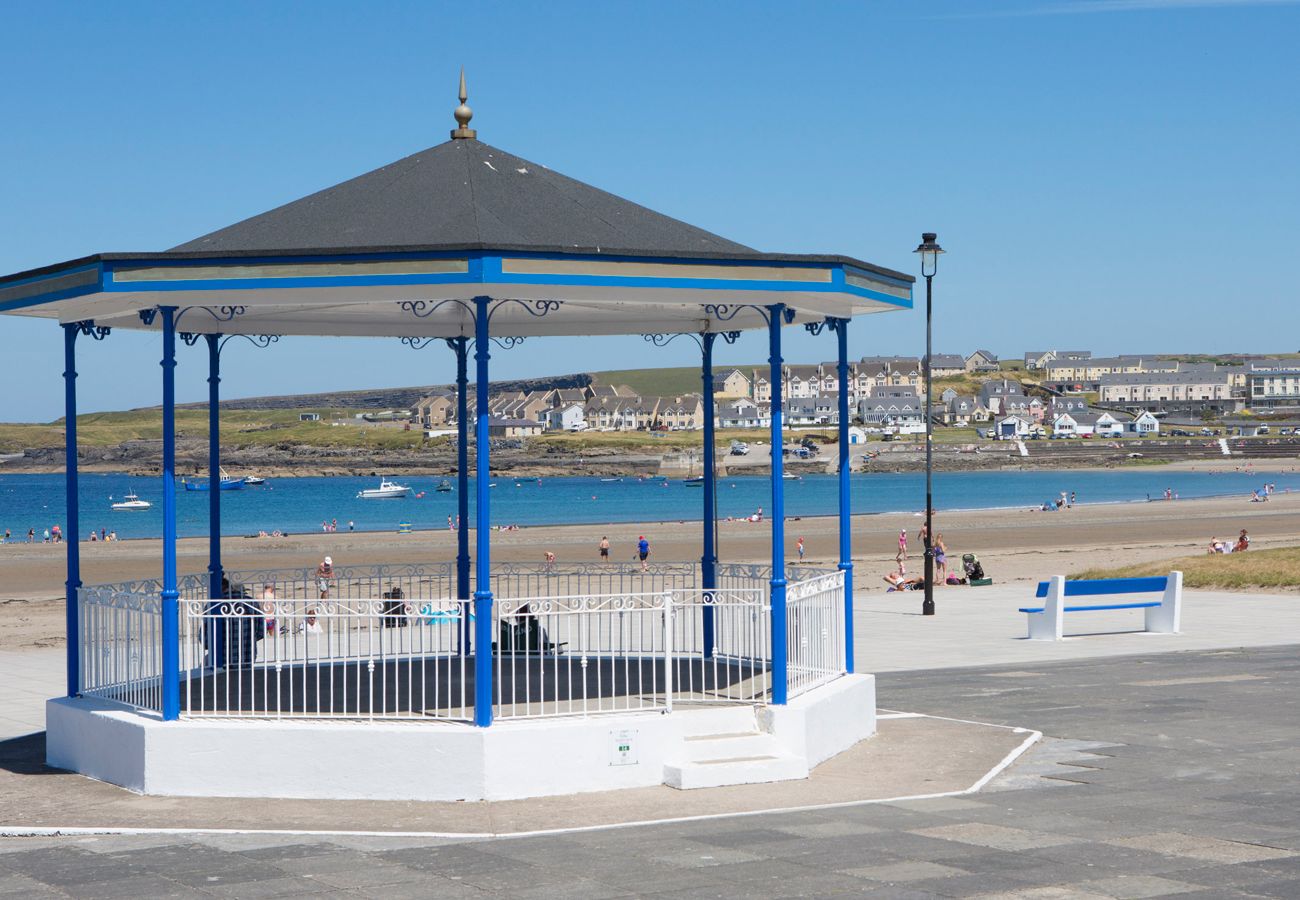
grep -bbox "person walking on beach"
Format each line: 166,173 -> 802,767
447,515 -> 455,531
797,536 -> 805,563
43,528 -> 50,543
599,536 -> 610,559
898,529 -> 907,561
934,533 -> 948,583
637,535 -> 650,572
27,528 -> 34,543
51,524 -> 62,543
544,550 -> 556,574
348,520 -> 354,532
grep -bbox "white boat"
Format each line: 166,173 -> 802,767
356,477 -> 412,499
243,475 -> 266,485
111,491 -> 152,511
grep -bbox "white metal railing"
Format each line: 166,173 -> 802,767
180,593 -> 468,720
492,587 -> 768,720
786,571 -> 846,699
669,588 -> 771,705
78,585 -> 163,712
77,561 -> 845,723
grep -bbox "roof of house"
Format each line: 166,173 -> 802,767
1099,371 -> 1234,386
925,354 -> 965,369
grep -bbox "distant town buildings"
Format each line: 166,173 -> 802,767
404,349 -> 1298,436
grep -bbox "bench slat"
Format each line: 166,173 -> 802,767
1034,576 -> 1169,599
1019,601 -> 1161,614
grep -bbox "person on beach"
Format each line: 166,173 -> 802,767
599,536 -> 610,559
637,535 -> 650,572
448,515 -> 455,531
898,529 -> 907,560
1235,529 -> 1250,552
2,528 -> 8,543
51,524 -> 62,543
348,520 -> 354,532
797,536 -> 805,563
544,550 -> 556,574
309,555 -> 333,632
43,528 -> 50,543
934,534 -> 947,582
260,583 -> 277,635
27,528 -> 34,543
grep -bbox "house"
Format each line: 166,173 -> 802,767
1093,412 -> 1124,438
939,387 -> 959,403
1025,350 -> 1092,371
298,412 -> 321,422
619,396 -> 662,430
717,399 -> 770,429
965,350 -> 1000,373
945,395 -> 982,426
847,425 -> 868,445
786,398 -> 821,426
861,386 -> 922,425
995,414 -> 1034,439
858,357 -> 922,392
658,395 -> 704,430
584,398 -> 624,431
1047,396 -> 1089,417
1125,411 -> 1160,435
1051,412 -> 1080,436
413,394 -> 454,428
924,354 -> 966,378
784,365 -> 822,400
543,403 -> 586,432
1246,362 -> 1300,411
750,369 -> 772,403
977,379 -> 1024,416
1099,371 -> 1234,405
712,369 -> 751,399
487,417 -> 542,438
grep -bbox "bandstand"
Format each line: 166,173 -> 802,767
0,77 -> 914,801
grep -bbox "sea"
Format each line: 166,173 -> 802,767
0,468 -> 1289,542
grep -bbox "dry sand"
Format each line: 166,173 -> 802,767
2,492 -> 1297,652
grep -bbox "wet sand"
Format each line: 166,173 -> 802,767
2,492 -> 1297,651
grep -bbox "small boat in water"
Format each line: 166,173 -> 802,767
783,473 -> 802,481
434,479 -> 453,493
243,475 -> 266,486
599,477 -> 622,483
111,491 -> 151,511
184,466 -> 246,492
684,476 -> 704,486
356,477 -> 412,499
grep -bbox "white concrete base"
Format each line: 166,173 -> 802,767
46,675 -> 876,802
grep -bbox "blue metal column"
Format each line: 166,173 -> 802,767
835,320 -> 855,673
768,305 -> 788,705
472,299 -> 494,727
62,324 -> 81,697
453,336 -> 471,654
159,307 -> 180,720
204,334 -> 223,600
701,332 -> 718,658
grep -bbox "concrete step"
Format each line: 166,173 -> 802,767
674,705 -> 758,738
664,753 -> 808,790
682,730 -> 781,763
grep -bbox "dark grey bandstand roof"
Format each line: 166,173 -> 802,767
173,138 -> 757,259
0,93 -> 913,338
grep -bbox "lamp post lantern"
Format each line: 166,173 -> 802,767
914,232 -> 944,616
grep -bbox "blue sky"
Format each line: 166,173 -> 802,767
1,0 -> 1297,422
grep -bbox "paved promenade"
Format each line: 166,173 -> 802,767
1,587 -> 1298,896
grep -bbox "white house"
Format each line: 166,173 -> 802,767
847,425 -> 868,445
995,414 -> 1037,439
1051,412 -> 1080,436
717,399 -> 770,429
544,403 -> 585,432
1125,410 -> 1160,435
1093,412 -> 1124,438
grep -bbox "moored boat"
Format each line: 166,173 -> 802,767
111,490 -> 151,511
356,477 -> 412,499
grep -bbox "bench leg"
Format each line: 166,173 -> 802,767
1145,570 -> 1182,633
1028,575 -> 1065,641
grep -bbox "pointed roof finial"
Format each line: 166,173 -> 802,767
451,67 -> 477,140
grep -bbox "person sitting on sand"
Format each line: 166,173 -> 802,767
1235,529 -> 1250,552
884,570 -> 926,591
1208,537 -> 1225,554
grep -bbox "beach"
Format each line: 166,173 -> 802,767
2,491 -> 1296,652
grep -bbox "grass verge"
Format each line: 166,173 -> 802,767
1074,546 -> 1300,591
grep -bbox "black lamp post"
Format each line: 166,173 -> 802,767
914,232 -> 944,616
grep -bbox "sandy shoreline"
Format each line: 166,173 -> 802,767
2,492 -> 1296,652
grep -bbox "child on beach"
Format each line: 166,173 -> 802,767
898,529 -> 907,560
637,535 -> 650,572
797,537 -> 805,563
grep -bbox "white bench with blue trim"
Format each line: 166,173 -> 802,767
1019,572 -> 1183,641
